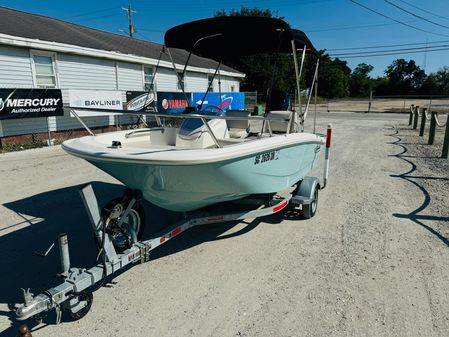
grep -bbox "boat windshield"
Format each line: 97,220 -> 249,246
180,109 -> 224,132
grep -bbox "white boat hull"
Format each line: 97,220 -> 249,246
63,129 -> 324,211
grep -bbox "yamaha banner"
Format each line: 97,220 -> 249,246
0,89 -> 63,120
156,92 -> 191,114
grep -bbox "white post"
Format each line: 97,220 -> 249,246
323,124 -> 332,188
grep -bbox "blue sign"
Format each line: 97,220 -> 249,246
157,92 -> 192,114
192,92 -> 245,111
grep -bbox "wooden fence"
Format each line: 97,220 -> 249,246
409,104 -> 449,159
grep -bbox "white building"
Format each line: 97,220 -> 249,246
0,7 -> 244,140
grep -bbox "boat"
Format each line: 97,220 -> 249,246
62,16 -> 324,213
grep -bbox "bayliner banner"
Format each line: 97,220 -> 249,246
68,89 -> 123,111
0,89 -> 63,120
125,91 -> 157,112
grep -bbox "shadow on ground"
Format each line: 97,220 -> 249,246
0,182 -> 302,335
386,126 -> 449,248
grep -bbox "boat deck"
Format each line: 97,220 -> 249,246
125,133 -> 271,150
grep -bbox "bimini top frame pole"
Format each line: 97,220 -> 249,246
199,61 -> 221,110
291,41 -> 307,133
304,58 -> 320,123
165,47 -> 191,104
166,33 -> 223,111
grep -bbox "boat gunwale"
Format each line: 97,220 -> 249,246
62,135 -> 325,166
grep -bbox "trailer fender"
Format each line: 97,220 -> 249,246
291,176 -> 320,205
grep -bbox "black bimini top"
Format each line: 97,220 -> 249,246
164,16 -> 316,61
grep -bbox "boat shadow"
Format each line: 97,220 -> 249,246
0,182 -> 301,333
0,181 -> 182,333
150,206 -> 303,261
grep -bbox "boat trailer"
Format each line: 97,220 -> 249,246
15,126 -> 332,328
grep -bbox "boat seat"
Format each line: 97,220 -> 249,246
266,110 -> 296,133
176,109 -> 229,148
225,110 -> 250,139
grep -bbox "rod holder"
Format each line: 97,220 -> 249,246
58,233 -> 70,275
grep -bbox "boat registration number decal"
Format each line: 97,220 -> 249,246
254,150 -> 279,165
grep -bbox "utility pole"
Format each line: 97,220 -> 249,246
422,39 -> 428,71
122,4 -> 136,37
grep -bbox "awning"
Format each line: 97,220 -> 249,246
164,16 -> 316,61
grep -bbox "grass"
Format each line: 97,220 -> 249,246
0,141 -> 46,153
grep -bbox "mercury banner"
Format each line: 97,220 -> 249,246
0,88 -> 63,120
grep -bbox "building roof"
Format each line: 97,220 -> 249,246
0,6 -> 242,75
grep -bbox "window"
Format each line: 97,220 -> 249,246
33,54 -> 57,88
207,75 -> 214,92
143,66 -> 154,91
230,85 -> 236,92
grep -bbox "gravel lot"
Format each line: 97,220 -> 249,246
1,111 -> 448,337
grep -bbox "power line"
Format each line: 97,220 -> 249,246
138,28 -> 165,33
67,12 -> 123,23
397,0 -> 449,21
134,0 -> 330,10
305,15 -> 448,33
327,39 -> 449,51
331,46 -> 449,58
349,0 -> 449,38
307,21 -> 398,32
61,6 -> 120,20
384,0 -> 449,30
331,44 -> 449,56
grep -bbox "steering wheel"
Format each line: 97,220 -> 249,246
202,105 -> 225,114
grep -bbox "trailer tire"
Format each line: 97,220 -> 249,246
68,292 -> 93,321
302,187 -> 318,219
101,198 -> 146,252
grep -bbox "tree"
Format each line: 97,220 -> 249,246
430,66 -> 449,94
385,59 -> 426,95
371,76 -> 390,96
214,8 -> 354,99
309,53 -> 350,98
213,8 -> 294,100
214,7 -> 278,18
420,73 -> 439,95
349,63 -> 374,97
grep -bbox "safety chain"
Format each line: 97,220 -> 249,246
424,108 -> 431,121
434,112 -> 448,128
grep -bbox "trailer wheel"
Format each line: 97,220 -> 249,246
302,187 -> 318,219
101,198 -> 145,252
68,292 -> 93,321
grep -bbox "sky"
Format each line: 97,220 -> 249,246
1,0 -> 448,77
